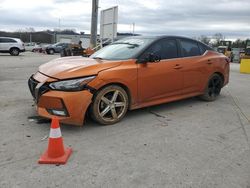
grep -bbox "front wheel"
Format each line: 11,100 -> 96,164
10,48 -> 20,56
90,85 -> 129,125
48,49 -> 55,55
199,74 -> 223,101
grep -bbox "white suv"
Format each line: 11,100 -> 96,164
0,37 -> 25,56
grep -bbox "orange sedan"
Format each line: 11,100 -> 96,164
28,36 -> 229,126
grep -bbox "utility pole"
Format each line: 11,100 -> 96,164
90,0 -> 99,48
59,18 -> 61,31
30,33 -> 32,43
132,23 -> 135,36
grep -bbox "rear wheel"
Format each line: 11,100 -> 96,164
10,48 -> 20,56
90,85 -> 129,125
200,74 -> 223,101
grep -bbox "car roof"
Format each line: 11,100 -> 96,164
119,35 -> 213,50
122,35 -> 198,40
121,35 -> 211,46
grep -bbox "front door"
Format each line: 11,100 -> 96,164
138,39 -> 183,103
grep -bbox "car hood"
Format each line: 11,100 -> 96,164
38,56 -> 122,79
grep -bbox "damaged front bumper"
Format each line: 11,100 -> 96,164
28,74 -> 93,126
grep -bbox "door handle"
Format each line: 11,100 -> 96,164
207,59 -> 212,65
174,64 -> 182,69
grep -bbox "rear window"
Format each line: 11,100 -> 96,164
198,43 -> 208,54
180,39 -> 201,57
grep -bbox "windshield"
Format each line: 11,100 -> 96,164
52,42 -> 60,46
90,38 -> 154,60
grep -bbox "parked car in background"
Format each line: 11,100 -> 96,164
31,44 -> 43,53
45,42 -> 70,54
24,42 -> 40,52
0,37 -> 25,56
28,36 -> 230,126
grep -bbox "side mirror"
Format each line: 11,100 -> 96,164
137,53 -> 161,64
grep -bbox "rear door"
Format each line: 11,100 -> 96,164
138,38 -> 183,103
178,39 -> 214,94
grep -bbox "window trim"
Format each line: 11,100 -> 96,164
136,37 -> 213,63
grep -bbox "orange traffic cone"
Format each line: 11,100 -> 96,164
38,117 -> 72,164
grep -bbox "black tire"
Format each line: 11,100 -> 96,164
10,48 -> 20,56
199,73 -> 223,101
48,48 -> 55,55
90,85 -> 129,125
60,49 -> 66,57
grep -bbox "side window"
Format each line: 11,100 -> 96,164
180,39 -> 201,57
0,38 -> 17,43
161,39 -> 178,59
0,38 -> 7,43
141,39 -> 178,60
8,39 -> 17,43
146,42 -> 162,58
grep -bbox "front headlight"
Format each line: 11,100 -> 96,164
49,76 -> 96,91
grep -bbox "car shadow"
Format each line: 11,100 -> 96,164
0,54 -> 25,57
60,97 -> 209,132
30,96 -> 219,134
125,97 -> 201,118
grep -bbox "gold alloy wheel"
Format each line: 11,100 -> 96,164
90,85 -> 129,125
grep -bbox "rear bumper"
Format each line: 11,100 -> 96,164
28,76 -> 93,126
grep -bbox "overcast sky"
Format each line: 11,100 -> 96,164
0,0 -> 250,39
